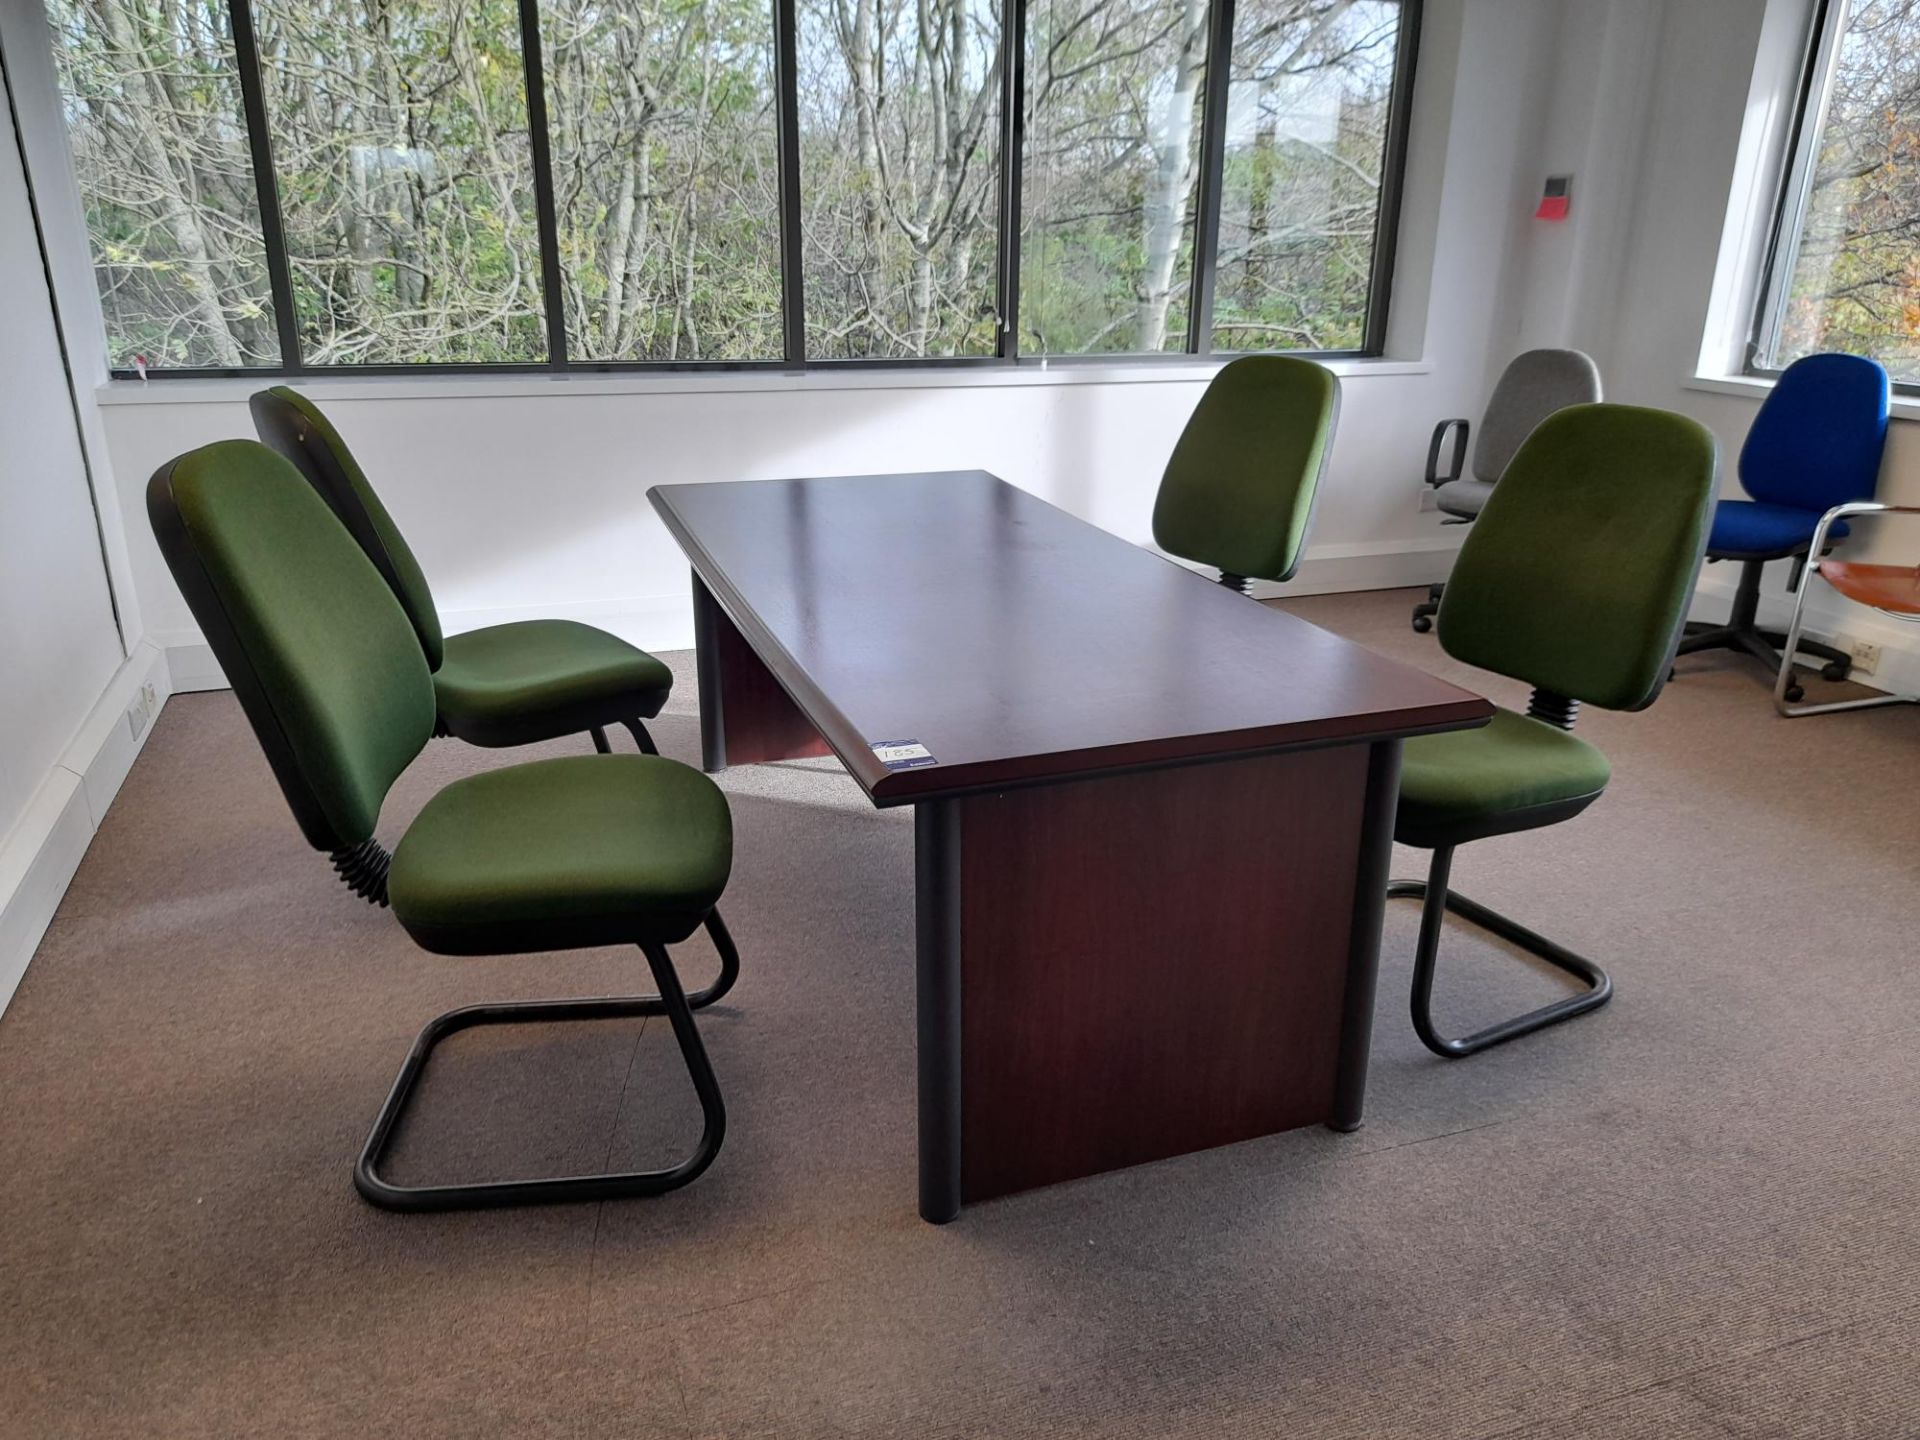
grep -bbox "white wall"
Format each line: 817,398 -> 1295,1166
1423,0 -> 1920,692
102,365 -> 1466,673
80,0 -> 1581,677
0,51 -> 160,1010
1598,0 -> 1920,688
0,68 -> 123,835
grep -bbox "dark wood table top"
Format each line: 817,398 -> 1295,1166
649,471 -> 1492,805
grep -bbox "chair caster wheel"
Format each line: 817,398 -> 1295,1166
1820,659 -> 1849,683
1412,615 -> 1433,634
1784,683 -> 1805,703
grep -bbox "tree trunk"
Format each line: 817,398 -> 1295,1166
99,0 -> 241,363
907,246 -> 935,352
1244,113 -> 1276,309
604,159 -> 639,353
1135,0 -> 1209,350
843,0 -> 885,347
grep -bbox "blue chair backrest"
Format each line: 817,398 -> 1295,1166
1741,353 -> 1889,513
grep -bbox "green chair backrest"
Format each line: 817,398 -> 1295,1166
250,386 -> 446,670
148,440 -> 435,852
1438,403 -> 1718,712
1151,355 -> 1341,583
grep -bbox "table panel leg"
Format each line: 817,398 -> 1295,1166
691,574 -> 833,773
931,746 -> 1374,1212
1331,739 -> 1402,1133
915,801 -> 963,1224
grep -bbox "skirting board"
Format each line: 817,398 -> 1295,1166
1245,535 -> 1462,600
0,641 -> 171,1018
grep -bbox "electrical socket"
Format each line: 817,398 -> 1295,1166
1849,639 -> 1882,677
141,682 -> 159,710
1418,488 -> 1440,512
125,692 -> 150,740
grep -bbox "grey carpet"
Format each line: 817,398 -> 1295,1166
2,587 -> 1916,1439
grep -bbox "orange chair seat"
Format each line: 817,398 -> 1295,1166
1817,560 -> 1920,616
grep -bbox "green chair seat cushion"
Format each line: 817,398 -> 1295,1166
1396,707 -> 1611,847
433,620 -> 674,746
390,754 -> 731,954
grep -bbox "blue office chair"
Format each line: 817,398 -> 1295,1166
1674,353 -> 1889,692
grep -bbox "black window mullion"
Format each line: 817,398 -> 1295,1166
227,0 -> 302,371
995,0 -> 1027,360
1361,0 -> 1422,356
516,0 -> 571,369
1186,0 -> 1234,355
773,0 -> 806,364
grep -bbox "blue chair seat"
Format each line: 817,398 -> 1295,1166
1707,499 -> 1848,559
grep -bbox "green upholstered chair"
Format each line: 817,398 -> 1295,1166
250,386 -> 673,756
1390,403 -> 1717,1057
148,438 -> 738,1211
1151,355 -> 1340,593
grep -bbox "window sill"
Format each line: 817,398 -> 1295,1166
94,356 -> 1432,407
1686,372 -> 1920,423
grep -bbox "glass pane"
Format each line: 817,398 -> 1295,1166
1768,0 -> 1920,383
543,0 -> 784,361
796,0 -> 1002,360
1020,0 -> 1209,355
46,0 -> 280,369
252,0 -> 548,365
1210,0 -> 1401,354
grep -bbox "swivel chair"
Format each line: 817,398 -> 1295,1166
1412,348 -> 1602,632
1674,353 -> 1889,691
1389,404 -> 1716,1056
251,386 -> 674,755
1152,355 -> 1340,593
149,439 -> 737,1210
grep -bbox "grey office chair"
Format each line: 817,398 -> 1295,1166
1412,348 -> 1603,632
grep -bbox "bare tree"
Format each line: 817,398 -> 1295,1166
48,0 -> 1407,368
1772,0 -> 1920,381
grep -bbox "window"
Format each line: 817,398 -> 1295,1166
796,0 -> 1003,358
46,0 -> 1418,374
542,0 -> 785,361
254,0 -> 549,365
1754,0 -> 1920,388
48,0 -> 280,369
1210,0 -> 1407,354
1021,0 -> 1210,355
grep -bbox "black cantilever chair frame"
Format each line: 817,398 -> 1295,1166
150,439 -> 737,1212
1390,403 -> 1716,1059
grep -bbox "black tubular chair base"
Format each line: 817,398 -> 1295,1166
1387,847 -> 1612,1059
355,920 -> 737,1212
589,720 -> 661,756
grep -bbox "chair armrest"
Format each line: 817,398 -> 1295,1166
1810,501 -> 1920,558
1425,418 -> 1470,487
